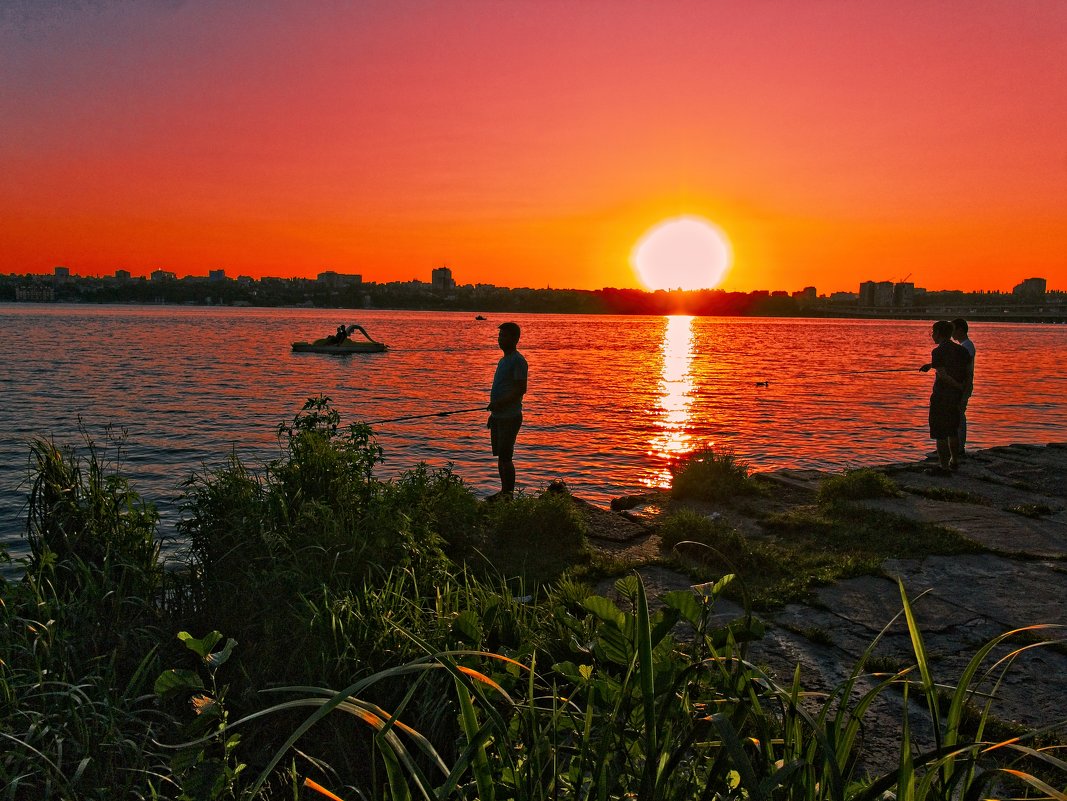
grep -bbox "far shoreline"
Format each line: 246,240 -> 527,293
3,298 -> 1067,324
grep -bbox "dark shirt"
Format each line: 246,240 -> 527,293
930,341 -> 971,400
490,351 -> 528,420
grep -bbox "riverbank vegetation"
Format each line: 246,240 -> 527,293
2,399 -> 1063,799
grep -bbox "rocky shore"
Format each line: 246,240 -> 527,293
574,442 -> 1067,769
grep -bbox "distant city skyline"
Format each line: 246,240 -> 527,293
9,263 -> 1060,299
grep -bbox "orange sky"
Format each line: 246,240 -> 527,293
2,1 -> 1065,293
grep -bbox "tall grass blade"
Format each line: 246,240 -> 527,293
898,581 -> 940,756
634,573 -> 659,800
455,674 -> 495,801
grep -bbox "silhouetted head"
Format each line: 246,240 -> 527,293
497,322 -> 521,352
932,320 -> 954,342
951,318 -> 969,339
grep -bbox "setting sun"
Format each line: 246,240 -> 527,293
631,216 -> 733,291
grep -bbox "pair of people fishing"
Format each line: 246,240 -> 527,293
919,318 -> 975,474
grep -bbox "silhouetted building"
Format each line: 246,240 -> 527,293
151,269 -> 177,281
208,269 -> 227,282
317,271 -> 362,287
859,280 -> 894,306
1013,277 -> 1046,300
431,266 -> 456,290
115,269 -> 131,281
893,282 -> 915,307
53,266 -> 70,281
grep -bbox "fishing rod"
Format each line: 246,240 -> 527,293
752,366 -> 916,388
364,406 -> 488,425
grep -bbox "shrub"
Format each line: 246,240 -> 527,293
484,491 -> 588,586
817,467 -> 900,503
669,445 -> 755,502
387,462 -> 483,559
27,435 -> 161,600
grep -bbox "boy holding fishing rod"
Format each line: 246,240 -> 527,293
486,322 -> 528,501
919,320 -> 972,474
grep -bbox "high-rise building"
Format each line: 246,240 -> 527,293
208,269 -> 227,282
893,282 -> 915,307
431,266 -> 455,290
859,280 -> 894,306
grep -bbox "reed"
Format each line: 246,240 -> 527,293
3,434 -> 172,799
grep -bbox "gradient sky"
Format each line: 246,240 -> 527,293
2,0 -> 1065,293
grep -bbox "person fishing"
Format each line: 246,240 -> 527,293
952,318 -> 976,457
486,321 -> 528,501
919,320 -> 972,474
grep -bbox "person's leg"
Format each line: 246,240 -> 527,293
935,438 -> 951,470
498,455 -> 515,494
489,417 -> 520,497
958,394 -> 970,454
947,435 -> 961,469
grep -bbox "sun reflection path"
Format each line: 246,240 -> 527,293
645,315 -> 699,488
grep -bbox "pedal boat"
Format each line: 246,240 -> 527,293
292,324 -> 387,354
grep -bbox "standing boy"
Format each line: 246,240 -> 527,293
487,322 -> 528,500
951,318 -> 976,457
919,320 -> 972,473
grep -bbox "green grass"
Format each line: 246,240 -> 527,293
669,445 -> 759,503
817,467 -> 900,503
662,502 -> 984,609
904,484 -> 989,503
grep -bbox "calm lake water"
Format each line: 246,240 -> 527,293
2,304 -> 1066,564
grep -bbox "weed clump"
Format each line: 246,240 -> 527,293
817,467 -> 900,503
485,491 -> 588,585
659,507 -> 756,571
669,445 -> 755,503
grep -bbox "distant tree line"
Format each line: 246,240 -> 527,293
0,273 -> 811,316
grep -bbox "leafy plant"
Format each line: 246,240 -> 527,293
155,631 -> 245,800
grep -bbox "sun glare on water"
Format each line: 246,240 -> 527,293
631,216 -> 732,291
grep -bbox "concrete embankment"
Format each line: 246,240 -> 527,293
576,442 -> 1067,771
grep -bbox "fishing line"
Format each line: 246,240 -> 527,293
752,366 -> 916,388
364,406 -> 488,425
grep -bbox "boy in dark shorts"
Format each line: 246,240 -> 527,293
919,320 -> 972,473
487,322 -> 528,499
